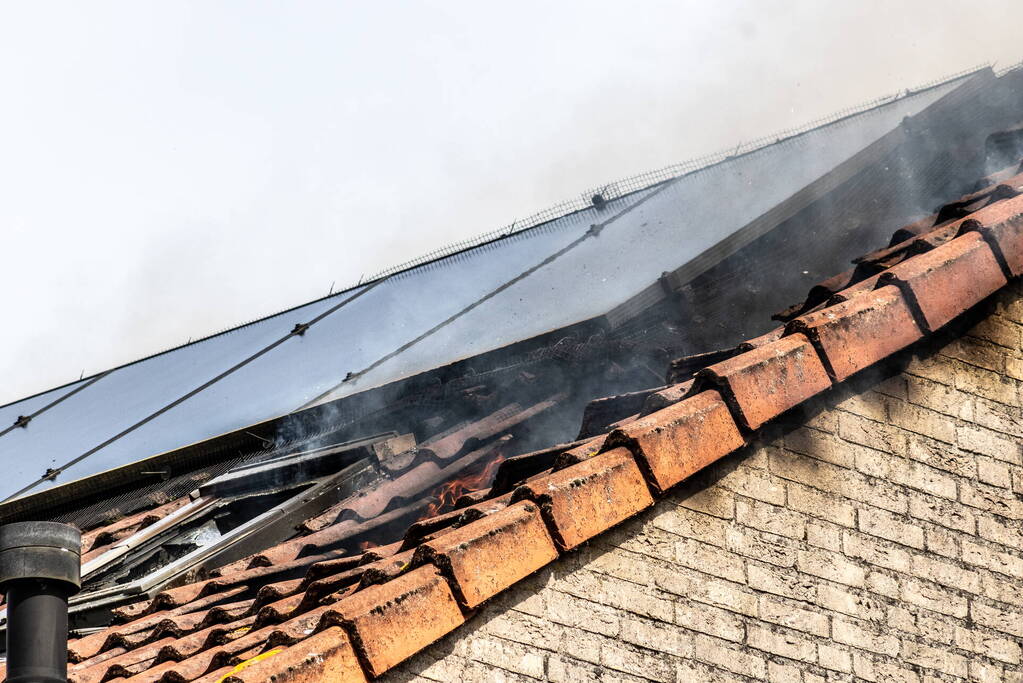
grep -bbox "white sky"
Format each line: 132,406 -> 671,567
2,1 -> 1022,405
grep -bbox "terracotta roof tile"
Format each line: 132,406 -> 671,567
606,389 -> 744,492
413,500 -> 557,608
219,627 -> 366,682
512,447 -> 653,550
786,285 -> 923,381
693,334 -> 832,432
335,565 -> 463,677
879,231 -> 1007,332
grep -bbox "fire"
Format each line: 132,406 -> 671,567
420,453 -> 506,520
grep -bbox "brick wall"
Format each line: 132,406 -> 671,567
389,282 -> 1023,683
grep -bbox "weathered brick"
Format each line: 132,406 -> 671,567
806,520 -> 843,552
962,539 -> 1023,578
954,625 -> 1021,664
844,531 -> 913,573
974,395 -> 1023,438
735,499 -> 805,540
818,643 -> 852,673
924,527 -> 959,559
784,427 -> 856,468
969,313 -> 1022,349
902,578 -> 968,618
656,565 -> 758,617
945,335 -> 1009,373
796,548 -> 865,587
676,536 -> 747,582
900,639 -> 968,678
978,456 -> 1013,487
885,398 -> 957,443
675,486 -> 735,519
787,482 -> 856,527
674,598 -> 745,642
911,553 -> 982,594
747,563 -> 816,602
961,481 -> 1023,520
952,358 -> 1019,405
675,660 -> 751,683
832,618 -> 900,656
817,584 -> 885,622
620,616 -> 693,658
865,569 -> 901,600
970,660 -> 1007,683
467,636 -> 548,679
544,590 -> 621,638
908,491 -> 976,534
977,515 -> 1023,548
908,435 -> 978,478
725,528 -> 795,568
906,375 -> 974,419
765,661 -> 803,683
839,411 -> 908,453
694,634 -> 767,679
715,465 -> 786,506
770,448 -> 908,514
560,565 -> 673,623
957,424 -> 1022,463
758,595 -> 830,636
649,503 -> 728,547
855,447 -> 958,500
852,651 -> 922,683
747,624 -> 817,662
858,507 -> 925,549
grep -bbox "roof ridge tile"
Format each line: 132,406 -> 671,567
412,500 -> 558,608
511,447 -> 654,550
606,390 -> 744,492
785,285 -> 924,382
691,334 -> 833,432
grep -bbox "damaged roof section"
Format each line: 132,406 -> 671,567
53,147 -> 1023,681
0,68 -> 1008,502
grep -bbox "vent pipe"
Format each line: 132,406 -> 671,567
0,522 -> 81,683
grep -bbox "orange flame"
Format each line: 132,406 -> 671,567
420,453 -> 506,520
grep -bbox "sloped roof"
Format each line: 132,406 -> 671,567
0,69 -> 994,503
59,152 -> 1023,680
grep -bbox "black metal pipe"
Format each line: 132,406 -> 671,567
0,522 -> 81,683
